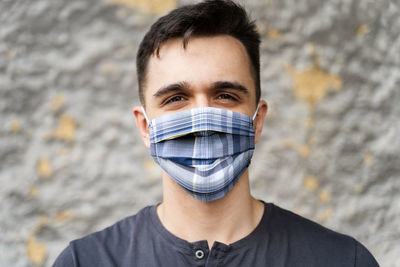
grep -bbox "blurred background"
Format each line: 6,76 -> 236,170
1,0 -> 399,266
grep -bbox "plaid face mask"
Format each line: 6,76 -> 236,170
142,106 -> 257,202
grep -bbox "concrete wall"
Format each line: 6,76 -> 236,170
1,0 -> 399,266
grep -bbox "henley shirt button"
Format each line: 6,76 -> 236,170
195,249 -> 205,259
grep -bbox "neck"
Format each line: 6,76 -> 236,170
157,170 -> 264,248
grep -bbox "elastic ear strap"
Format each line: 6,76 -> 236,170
252,104 -> 260,121
141,106 -> 150,125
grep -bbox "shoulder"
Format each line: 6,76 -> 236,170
52,245 -> 75,267
73,205 -> 153,248
269,204 -> 352,243
266,203 -> 379,266
52,205 -> 155,267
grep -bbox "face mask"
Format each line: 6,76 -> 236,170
142,106 -> 258,202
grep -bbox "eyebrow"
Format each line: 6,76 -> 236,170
152,80 -> 249,98
153,81 -> 190,98
210,81 -> 249,95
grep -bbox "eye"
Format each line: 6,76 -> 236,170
165,95 -> 186,105
217,93 -> 238,101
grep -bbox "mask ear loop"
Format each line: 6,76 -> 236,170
141,106 -> 150,125
252,104 -> 260,121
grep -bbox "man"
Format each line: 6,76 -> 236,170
53,1 -> 379,266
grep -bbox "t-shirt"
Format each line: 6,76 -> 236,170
52,202 -> 379,267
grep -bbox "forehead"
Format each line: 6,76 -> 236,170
144,35 -> 256,101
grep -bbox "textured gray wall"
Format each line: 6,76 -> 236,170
1,0 -> 399,266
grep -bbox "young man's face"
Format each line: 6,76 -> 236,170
134,35 -> 267,148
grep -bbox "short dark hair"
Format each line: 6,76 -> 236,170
136,0 -> 261,106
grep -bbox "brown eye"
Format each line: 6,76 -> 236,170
217,93 -> 237,101
165,95 -> 185,104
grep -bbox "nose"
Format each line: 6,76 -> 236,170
192,93 -> 211,109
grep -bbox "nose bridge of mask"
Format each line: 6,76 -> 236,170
143,106 -> 257,143
142,105 -> 258,124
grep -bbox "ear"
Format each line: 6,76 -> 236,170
133,106 -> 150,149
253,100 -> 268,144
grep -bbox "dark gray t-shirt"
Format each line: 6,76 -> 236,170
53,202 -> 379,267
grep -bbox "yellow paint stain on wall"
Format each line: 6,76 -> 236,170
267,29 -> 282,40
107,0 -> 177,15
283,139 -> 294,148
364,153 -> 373,165
282,140 -> 312,157
58,147 -> 72,156
256,23 -> 266,35
100,63 -> 122,75
266,106 -> 276,119
28,186 -> 38,197
9,119 -> 21,133
53,114 -> 76,142
143,158 -> 161,182
308,135 -> 317,146
318,189 -> 330,203
55,210 -> 72,222
143,158 -> 156,171
297,145 -> 310,158
5,49 -> 16,59
50,94 -> 65,112
38,215 -> 50,228
306,118 -> 314,129
287,65 -> 342,107
303,175 -> 318,191
353,183 -> 363,194
26,235 -> 47,264
293,207 -> 303,216
26,216 -> 50,264
37,159 -> 53,178
356,24 -> 369,35
318,207 -> 333,222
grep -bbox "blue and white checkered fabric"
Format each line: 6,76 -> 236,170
149,107 -> 254,143
148,107 -> 255,202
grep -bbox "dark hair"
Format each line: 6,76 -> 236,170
136,0 -> 261,106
